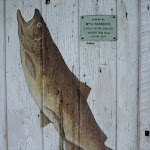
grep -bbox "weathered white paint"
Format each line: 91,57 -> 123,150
0,1 -> 7,150
117,0 -> 139,150
1,0 -> 150,150
5,0 -> 43,150
139,0 -> 150,150
79,0 -> 117,150
41,0 -> 79,149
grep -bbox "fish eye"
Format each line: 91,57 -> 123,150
37,22 -> 42,28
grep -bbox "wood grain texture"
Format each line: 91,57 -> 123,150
18,8 -> 111,150
41,0 -> 80,149
0,0 -> 7,150
79,1 -> 117,150
117,0 -> 139,150
1,0 -> 149,150
6,0 -> 43,150
139,1 -> 150,150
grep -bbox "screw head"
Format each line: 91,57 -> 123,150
145,131 -> 150,136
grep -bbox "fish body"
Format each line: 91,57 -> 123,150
17,9 -> 111,150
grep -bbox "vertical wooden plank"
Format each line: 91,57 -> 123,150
6,0 -> 43,149
117,0 -> 139,150
79,1 -> 117,149
42,0 -> 79,149
0,0 -> 7,150
139,1 -> 150,150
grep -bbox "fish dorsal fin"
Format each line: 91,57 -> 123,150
75,78 -> 91,100
40,111 -> 51,127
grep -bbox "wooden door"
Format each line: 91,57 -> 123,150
0,0 -> 149,150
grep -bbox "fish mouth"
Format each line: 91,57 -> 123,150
17,9 -> 42,39
17,9 -> 41,26
17,9 -> 37,27
17,9 -> 42,53
17,9 -> 42,36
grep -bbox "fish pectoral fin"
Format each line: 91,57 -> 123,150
76,78 -> 91,100
40,111 -> 51,127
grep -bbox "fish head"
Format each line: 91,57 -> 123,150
17,9 -> 44,53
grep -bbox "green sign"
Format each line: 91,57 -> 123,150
80,15 -> 117,41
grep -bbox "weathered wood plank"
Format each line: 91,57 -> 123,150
117,0 -> 139,149
6,0 -> 43,149
139,1 -> 150,150
0,0 -> 7,150
3,1 -> 148,150
42,0 -> 79,149
79,1 -> 117,149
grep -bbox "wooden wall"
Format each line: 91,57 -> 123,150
140,1 -> 150,150
0,0 -> 149,150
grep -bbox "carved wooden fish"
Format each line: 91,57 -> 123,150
17,9 -> 111,150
